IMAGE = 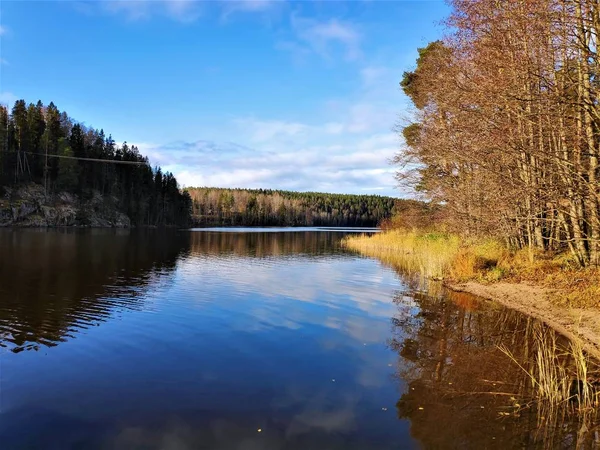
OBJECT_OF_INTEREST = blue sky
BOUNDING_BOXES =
[0,0,449,196]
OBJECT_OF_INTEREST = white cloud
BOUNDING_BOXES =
[103,0,151,21]
[83,0,279,22]
[131,54,405,195]
[322,122,344,135]
[64,2,406,195]
[0,91,18,107]
[274,40,311,65]
[221,0,278,16]
[234,103,397,146]
[0,58,8,66]
[97,0,202,22]
[133,121,399,194]
[164,0,202,22]
[280,15,362,62]
[177,167,279,188]
[0,25,7,36]
[360,66,387,87]
[234,118,309,143]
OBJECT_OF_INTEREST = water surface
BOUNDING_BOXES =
[0,228,597,449]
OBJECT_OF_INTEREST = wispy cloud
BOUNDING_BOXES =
[234,100,395,146]
[221,0,278,16]
[132,62,407,194]
[90,0,203,23]
[0,91,18,107]
[62,1,407,195]
[80,0,279,23]
[360,66,388,87]
[0,26,7,36]
[134,121,399,194]
[103,0,151,21]
[164,0,201,22]
[281,15,362,62]
[274,40,311,65]
[234,118,309,143]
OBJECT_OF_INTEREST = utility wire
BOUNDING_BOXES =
[0,149,147,166]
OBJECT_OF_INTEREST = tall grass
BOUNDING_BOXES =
[343,229,508,281]
[347,227,600,307]
[343,230,460,279]
[347,228,599,442]
[499,324,598,412]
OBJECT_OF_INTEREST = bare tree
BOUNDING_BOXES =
[398,0,600,266]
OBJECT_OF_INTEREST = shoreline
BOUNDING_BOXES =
[448,281,600,361]
[342,231,600,361]
[0,224,178,229]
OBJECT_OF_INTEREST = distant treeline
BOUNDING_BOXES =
[186,188,398,227]
[0,100,191,226]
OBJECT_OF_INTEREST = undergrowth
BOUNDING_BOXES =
[343,229,600,308]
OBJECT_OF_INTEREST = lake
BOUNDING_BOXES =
[0,228,596,449]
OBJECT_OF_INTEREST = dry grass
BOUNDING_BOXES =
[343,230,507,281]
[343,230,460,279]
[543,269,600,308]
[347,228,600,432]
[344,229,600,308]
[499,324,598,411]
[499,251,600,308]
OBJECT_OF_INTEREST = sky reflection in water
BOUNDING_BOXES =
[1,228,597,449]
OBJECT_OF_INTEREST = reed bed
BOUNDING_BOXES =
[346,229,600,418]
[342,230,507,280]
[499,324,599,420]
[344,230,459,279]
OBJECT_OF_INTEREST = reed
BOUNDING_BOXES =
[343,230,460,279]
[343,230,508,281]
[498,324,598,411]
[344,229,600,305]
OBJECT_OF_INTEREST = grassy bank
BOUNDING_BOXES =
[343,230,509,282]
[345,229,600,415]
[343,230,600,308]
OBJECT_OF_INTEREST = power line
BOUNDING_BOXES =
[0,149,148,166]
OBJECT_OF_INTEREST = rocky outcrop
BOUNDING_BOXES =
[0,184,131,228]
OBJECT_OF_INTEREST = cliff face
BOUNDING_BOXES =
[0,184,131,228]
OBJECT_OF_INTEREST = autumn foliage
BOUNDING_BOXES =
[398,0,600,267]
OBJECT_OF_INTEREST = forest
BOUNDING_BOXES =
[186,187,397,227]
[397,0,600,267]
[0,100,191,226]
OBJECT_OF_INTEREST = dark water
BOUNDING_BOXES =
[0,229,598,449]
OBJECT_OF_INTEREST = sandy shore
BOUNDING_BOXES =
[449,281,600,361]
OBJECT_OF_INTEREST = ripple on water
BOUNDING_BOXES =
[2,229,592,449]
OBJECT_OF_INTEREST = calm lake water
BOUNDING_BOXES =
[0,228,597,449]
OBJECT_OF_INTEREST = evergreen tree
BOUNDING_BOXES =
[0,99,191,227]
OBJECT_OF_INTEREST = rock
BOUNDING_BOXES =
[19,203,38,220]
[57,192,76,205]
[0,183,133,228]
[0,207,12,225]
[20,214,47,227]
[42,205,77,226]
[11,203,38,222]
[114,212,131,228]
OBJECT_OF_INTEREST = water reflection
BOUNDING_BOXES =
[392,288,600,449]
[1,229,410,450]
[0,229,189,352]
[1,229,598,449]
[189,229,350,258]
[0,229,369,353]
